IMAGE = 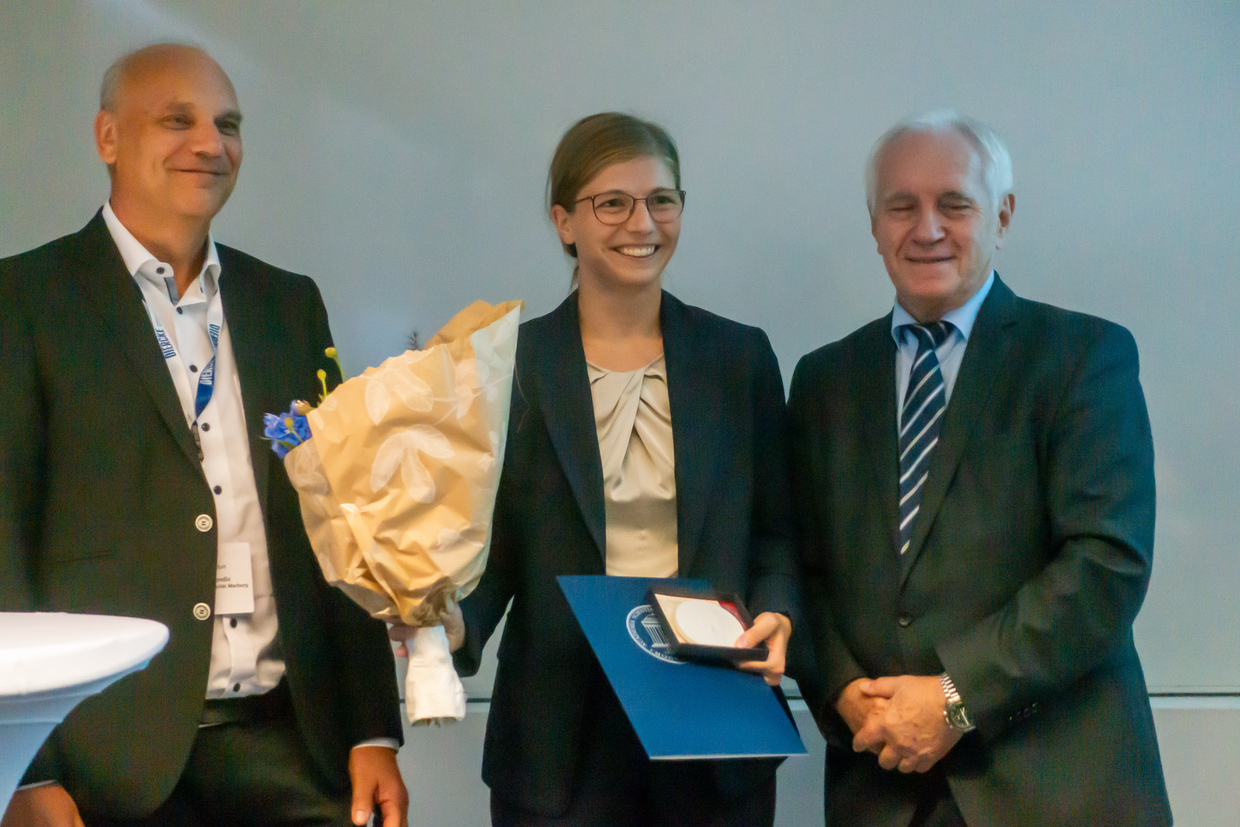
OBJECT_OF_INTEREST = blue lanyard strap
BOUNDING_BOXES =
[192,322,221,419]
[143,291,223,426]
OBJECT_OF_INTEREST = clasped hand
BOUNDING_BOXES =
[837,675,962,774]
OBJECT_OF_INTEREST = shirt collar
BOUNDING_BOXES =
[890,271,995,344]
[101,201,221,300]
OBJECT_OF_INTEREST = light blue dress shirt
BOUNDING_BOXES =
[892,272,995,422]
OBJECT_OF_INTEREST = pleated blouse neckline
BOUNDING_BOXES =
[585,355,679,577]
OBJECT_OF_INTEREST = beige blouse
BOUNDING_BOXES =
[586,355,679,578]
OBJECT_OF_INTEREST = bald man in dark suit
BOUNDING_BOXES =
[0,45,405,827]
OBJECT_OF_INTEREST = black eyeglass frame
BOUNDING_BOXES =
[572,189,687,225]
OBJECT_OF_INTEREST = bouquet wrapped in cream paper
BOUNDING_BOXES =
[267,300,521,725]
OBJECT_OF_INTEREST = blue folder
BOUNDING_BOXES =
[557,575,806,760]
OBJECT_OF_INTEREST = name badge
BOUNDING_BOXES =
[214,542,255,615]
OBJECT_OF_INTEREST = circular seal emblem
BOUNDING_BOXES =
[625,604,683,665]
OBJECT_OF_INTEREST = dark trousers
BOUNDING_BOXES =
[83,684,354,827]
[492,684,777,827]
[825,748,967,827]
[907,773,967,827]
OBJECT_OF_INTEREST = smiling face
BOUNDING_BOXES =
[95,46,242,233]
[871,128,1012,321]
[551,155,680,295]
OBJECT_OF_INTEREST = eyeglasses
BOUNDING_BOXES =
[574,188,686,225]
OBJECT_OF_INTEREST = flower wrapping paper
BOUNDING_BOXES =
[283,300,521,629]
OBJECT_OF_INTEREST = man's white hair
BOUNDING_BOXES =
[864,110,1013,215]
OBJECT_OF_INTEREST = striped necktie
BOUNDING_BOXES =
[898,321,952,555]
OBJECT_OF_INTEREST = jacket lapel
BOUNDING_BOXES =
[527,291,725,569]
[530,292,607,558]
[72,212,202,468]
[900,276,1018,582]
[660,293,724,576]
[855,316,903,558]
[216,249,271,508]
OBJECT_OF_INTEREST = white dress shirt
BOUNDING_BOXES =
[101,205,399,753]
[102,202,285,700]
[891,270,996,414]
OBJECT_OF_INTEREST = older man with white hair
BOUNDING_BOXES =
[788,112,1172,826]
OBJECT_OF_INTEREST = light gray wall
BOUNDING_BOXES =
[3,1,1237,823]
[394,698,1240,826]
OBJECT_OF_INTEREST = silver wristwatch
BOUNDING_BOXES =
[940,672,976,733]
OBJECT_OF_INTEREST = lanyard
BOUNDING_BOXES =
[137,273,225,428]
[155,315,219,419]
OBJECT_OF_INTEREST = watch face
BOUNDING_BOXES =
[947,703,973,731]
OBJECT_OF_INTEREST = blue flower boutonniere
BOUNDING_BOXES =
[262,347,346,458]
[262,402,312,459]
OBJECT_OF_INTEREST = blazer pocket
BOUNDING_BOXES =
[43,553,126,613]
[45,547,118,565]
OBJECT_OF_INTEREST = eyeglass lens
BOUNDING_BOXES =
[590,189,685,224]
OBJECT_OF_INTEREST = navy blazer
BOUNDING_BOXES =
[789,276,1171,827]
[455,290,799,816]
[0,213,403,816]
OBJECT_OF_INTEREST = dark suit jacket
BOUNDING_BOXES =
[788,276,1172,827]
[0,213,402,817]
[453,290,800,816]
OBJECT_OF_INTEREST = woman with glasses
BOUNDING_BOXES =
[448,112,798,826]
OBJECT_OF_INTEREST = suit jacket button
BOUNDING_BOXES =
[897,614,912,627]
[195,514,213,532]
[193,603,212,621]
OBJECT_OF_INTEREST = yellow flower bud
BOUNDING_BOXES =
[317,368,329,403]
